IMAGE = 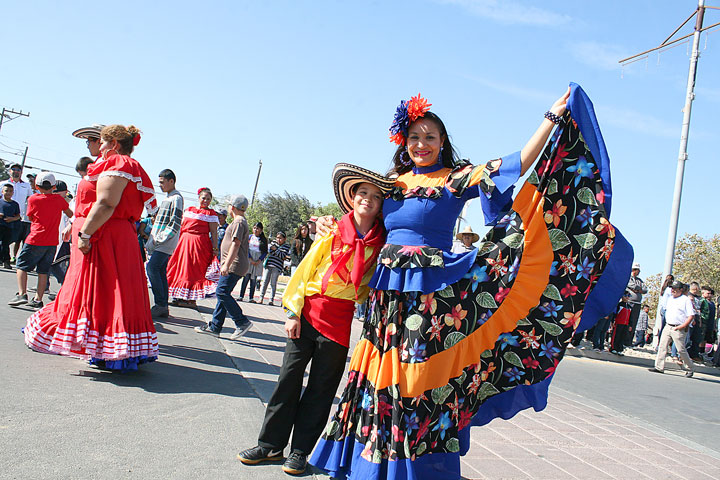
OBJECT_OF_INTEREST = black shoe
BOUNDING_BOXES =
[685,370,694,378]
[27,298,43,309]
[2,262,11,269]
[648,368,664,374]
[282,451,307,475]
[237,445,283,465]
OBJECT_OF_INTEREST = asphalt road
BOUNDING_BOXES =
[552,354,720,455]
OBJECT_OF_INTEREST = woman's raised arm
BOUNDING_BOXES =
[519,87,570,175]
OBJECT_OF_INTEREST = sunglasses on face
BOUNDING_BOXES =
[10,167,21,171]
[86,138,99,146]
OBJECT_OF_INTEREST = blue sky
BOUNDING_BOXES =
[1,0,719,279]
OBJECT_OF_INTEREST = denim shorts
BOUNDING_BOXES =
[16,244,56,274]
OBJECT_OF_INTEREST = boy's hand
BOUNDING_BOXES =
[285,316,301,339]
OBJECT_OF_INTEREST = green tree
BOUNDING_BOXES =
[642,233,720,323]
[0,160,9,181]
[246,191,314,238]
[313,202,343,219]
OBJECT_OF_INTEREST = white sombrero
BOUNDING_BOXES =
[455,225,480,243]
[72,124,106,140]
[332,163,395,215]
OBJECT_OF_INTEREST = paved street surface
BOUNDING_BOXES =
[1,267,719,480]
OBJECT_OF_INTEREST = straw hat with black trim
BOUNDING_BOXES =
[332,163,395,214]
[72,124,106,140]
[455,225,480,244]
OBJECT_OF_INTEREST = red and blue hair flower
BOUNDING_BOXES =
[389,94,432,146]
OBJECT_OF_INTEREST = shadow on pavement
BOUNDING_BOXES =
[71,359,276,398]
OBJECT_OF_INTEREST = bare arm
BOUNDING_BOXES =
[209,221,219,251]
[519,87,571,176]
[78,176,128,253]
[221,237,241,276]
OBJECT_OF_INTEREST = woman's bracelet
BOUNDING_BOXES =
[544,111,562,125]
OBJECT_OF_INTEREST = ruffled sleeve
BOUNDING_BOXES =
[446,151,521,225]
[86,154,158,215]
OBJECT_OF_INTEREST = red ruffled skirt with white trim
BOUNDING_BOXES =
[166,232,218,300]
[24,218,159,369]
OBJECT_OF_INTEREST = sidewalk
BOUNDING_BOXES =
[565,340,720,377]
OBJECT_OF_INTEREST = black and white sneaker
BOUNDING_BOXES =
[194,324,219,336]
[27,298,43,309]
[8,293,28,306]
[282,451,307,475]
[229,321,253,340]
[237,445,283,465]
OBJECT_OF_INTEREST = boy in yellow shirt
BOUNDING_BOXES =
[238,164,392,475]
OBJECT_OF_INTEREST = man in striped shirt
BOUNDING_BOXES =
[146,169,184,318]
[260,232,290,306]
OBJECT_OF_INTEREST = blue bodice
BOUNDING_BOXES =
[370,151,521,294]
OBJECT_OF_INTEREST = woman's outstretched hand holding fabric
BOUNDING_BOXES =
[519,87,571,175]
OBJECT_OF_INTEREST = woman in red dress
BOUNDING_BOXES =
[24,124,159,371]
[166,188,219,305]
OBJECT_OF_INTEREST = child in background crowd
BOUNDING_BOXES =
[259,231,290,306]
[633,304,650,347]
[238,164,391,475]
[610,292,632,355]
[0,184,21,269]
[8,172,72,309]
[48,181,73,290]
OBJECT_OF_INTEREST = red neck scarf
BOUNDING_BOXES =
[321,212,385,298]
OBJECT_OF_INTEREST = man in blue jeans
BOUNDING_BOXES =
[146,169,184,318]
[195,194,253,340]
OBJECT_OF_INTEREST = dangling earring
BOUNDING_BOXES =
[401,148,412,167]
[437,145,444,165]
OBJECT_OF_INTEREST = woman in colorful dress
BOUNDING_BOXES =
[166,187,219,306]
[309,85,634,479]
[24,124,159,372]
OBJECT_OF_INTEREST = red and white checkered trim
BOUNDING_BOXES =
[168,283,217,301]
[24,312,159,360]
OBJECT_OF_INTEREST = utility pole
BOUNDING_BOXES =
[251,159,263,208]
[0,107,30,133]
[20,146,29,171]
[619,0,718,279]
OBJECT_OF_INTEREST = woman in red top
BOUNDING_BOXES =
[24,124,159,371]
[166,188,219,305]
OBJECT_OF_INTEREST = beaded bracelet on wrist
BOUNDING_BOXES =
[544,111,562,125]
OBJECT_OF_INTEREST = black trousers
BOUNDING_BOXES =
[0,225,13,262]
[611,323,629,352]
[258,316,349,455]
[626,303,641,346]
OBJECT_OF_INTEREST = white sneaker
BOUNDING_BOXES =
[230,321,253,340]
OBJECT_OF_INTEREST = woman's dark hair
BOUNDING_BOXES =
[76,156,94,174]
[661,274,674,293]
[254,224,268,255]
[388,112,460,176]
[294,223,309,240]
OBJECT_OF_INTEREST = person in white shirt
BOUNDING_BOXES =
[650,280,696,377]
[0,163,33,260]
[451,225,480,254]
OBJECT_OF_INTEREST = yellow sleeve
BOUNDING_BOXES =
[281,233,333,317]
